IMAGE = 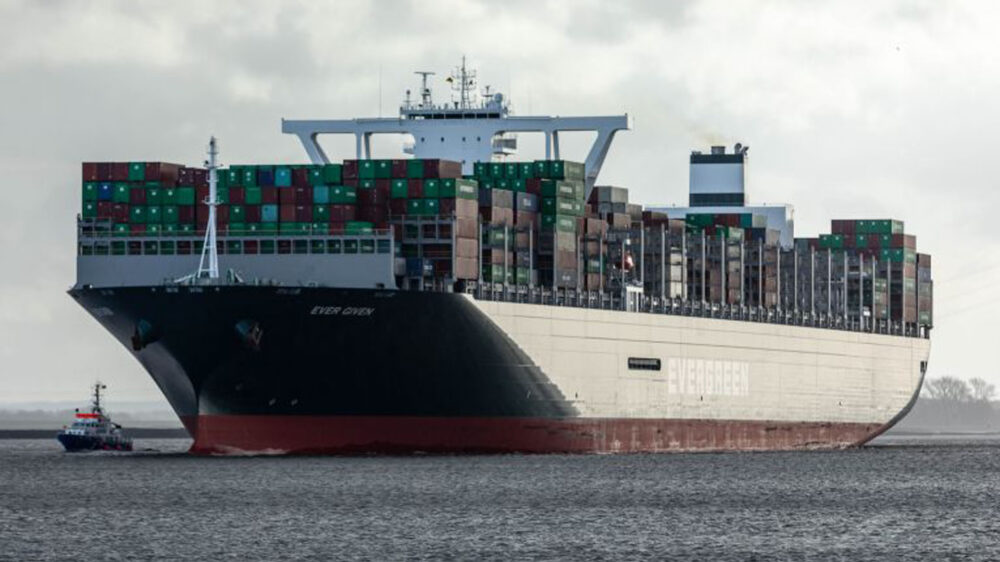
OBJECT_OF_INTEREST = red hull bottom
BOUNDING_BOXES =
[183,415,886,455]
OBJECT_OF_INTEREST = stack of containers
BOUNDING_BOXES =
[640,212,687,299]
[81,162,188,239]
[361,158,471,280]
[513,191,540,285]
[479,184,515,284]
[589,186,630,229]
[536,161,586,288]
[828,219,921,325]
[581,217,609,291]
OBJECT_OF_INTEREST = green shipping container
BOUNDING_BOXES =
[130,206,147,224]
[113,183,130,203]
[227,168,242,186]
[308,166,325,186]
[549,160,585,180]
[113,224,129,238]
[423,179,440,198]
[473,162,488,179]
[246,186,263,205]
[489,162,504,178]
[258,222,278,235]
[146,206,163,224]
[313,205,330,221]
[819,234,844,249]
[330,185,357,204]
[855,234,868,249]
[146,187,162,205]
[542,215,576,232]
[358,160,376,180]
[128,162,145,181]
[504,162,518,179]
[230,205,245,223]
[162,205,179,224]
[345,221,374,234]
[374,160,392,179]
[455,179,478,200]
[176,187,196,206]
[359,179,376,190]
[82,201,97,218]
[407,159,424,179]
[391,179,408,199]
[82,182,98,202]
[406,199,422,215]
[423,199,439,216]
[533,160,550,178]
[322,164,343,184]
[162,188,178,205]
[146,224,162,235]
[241,168,257,187]
[518,162,534,179]
[511,178,527,193]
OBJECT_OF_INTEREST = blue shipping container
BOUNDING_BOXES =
[261,204,279,223]
[97,182,113,201]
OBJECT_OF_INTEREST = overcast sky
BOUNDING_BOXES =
[1,0,998,404]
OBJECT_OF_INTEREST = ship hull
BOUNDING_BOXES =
[69,285,929,455]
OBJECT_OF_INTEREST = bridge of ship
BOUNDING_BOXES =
[281,115,631,197]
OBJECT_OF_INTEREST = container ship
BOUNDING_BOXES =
[71,61,932,454]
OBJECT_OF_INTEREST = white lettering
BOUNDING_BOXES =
[663,357,750,397]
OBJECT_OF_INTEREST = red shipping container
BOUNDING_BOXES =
[391,159,408,178]
[279,188,296,205]
[178,205,195,224]
[422,159,462,179]
[328,222,345,235]
[229,187,245,204]
[292,168,309,187]
[110,163,129,181]
[145,162,180,184]
[111,203,129,221]
[389,199,407,216]
[358,188,386,207]
[82,163,99,182]
[294,186,311,204]
[374,220,389,231]
[375,178,391,193]
[130,225,145,235]
[343,178,358,188]
[294,205,313,222]
[245,205,261,223]
[343,160,358,180]
[97,201,113,219]
[330,204,356,222]
[408,179,424,198]
[96,163,112,181]
[216,204,230,224]
[197,185,210,202]
[279,204,296,222]
[244,240,259,254]
[358,206,386,223]
[193,169,208,187]
[196,204,208,224]
[261,186,278,204]
[177,167,195,185]
[526,178,542,196]
[390,223,403,240]
[439,199,455,217]
[129,188,147,205]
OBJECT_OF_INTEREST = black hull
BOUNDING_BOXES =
[57,433,132,452]
[70,286,573,422]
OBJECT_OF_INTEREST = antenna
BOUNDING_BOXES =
[449,55,477,109]
[414,71,435,108]
[196,137,220,280]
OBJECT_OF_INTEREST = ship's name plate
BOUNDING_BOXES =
[665,358,750,397]
[310,306,375,317]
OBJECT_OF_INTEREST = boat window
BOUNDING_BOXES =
[628,358,661,371]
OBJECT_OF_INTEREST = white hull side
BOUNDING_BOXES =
[471,297,930,426]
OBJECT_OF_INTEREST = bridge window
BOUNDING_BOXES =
[440,137,444,142]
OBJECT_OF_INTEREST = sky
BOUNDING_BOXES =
[1,0,998,405]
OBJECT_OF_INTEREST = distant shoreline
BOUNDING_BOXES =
[0,428,189,439]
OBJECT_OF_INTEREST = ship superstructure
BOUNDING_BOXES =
[70,62,931,454]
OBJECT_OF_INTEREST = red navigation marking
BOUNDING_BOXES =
[75,413,100,418]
